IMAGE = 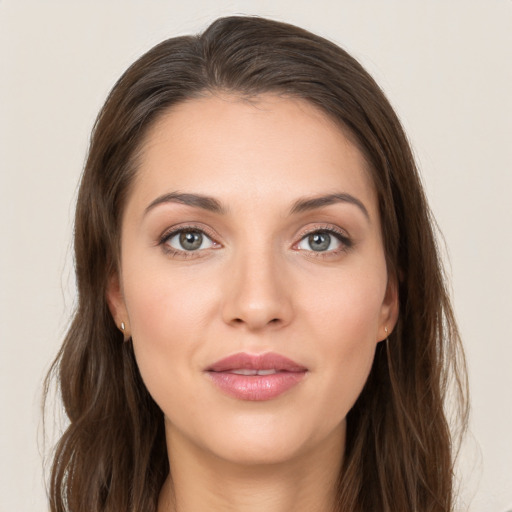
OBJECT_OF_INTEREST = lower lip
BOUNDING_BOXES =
[206,371,306,401]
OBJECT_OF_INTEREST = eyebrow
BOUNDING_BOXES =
[144,191,369,220]
[144,192,227,216]
[289,193,370,220]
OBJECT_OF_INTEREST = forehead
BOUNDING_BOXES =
[129,93,377,216]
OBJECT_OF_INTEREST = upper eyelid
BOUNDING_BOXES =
[295,224,350,240]
[159,223,220,244]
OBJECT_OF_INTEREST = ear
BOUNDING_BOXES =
[106,272,130,339]
[378,273,399,342]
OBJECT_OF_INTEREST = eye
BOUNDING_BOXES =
[163,228,216,252]
[296,229,350,253]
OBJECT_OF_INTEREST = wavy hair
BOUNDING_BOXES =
[44,15,468,512]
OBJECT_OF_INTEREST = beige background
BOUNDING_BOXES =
[1,1,511,511]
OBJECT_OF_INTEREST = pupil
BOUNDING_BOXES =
[309,233,330,251]
[179,231,202,250]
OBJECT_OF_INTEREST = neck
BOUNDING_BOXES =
[158,422,345,512]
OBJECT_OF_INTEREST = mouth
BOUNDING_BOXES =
[205,352,308,401]
[228,369,281,375]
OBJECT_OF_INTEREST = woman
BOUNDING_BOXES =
[45,15,468,512]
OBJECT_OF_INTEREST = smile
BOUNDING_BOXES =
[205,352,308,401]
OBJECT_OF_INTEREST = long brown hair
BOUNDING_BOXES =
[44,15,468,512]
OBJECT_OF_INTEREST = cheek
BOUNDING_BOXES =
[307,265,386,344]
[302,266,386,409]
[124,250,223,336]
[127,273,211,337]
[122,265,217,406]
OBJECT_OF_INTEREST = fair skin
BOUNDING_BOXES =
[107,93,398,512]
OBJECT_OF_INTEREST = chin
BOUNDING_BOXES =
[208,435,310,467]
[192,412,344,468]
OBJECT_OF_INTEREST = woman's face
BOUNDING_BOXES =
[108,94,397,465]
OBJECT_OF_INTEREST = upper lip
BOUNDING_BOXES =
[206,352,307,372]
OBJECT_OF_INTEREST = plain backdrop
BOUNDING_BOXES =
[1,1,511,511]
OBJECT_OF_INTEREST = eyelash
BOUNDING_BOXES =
[158,224,353,258]
[294,225,353,258]
[158,224,220,258]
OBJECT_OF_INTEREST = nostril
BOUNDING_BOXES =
[229,317,282,328]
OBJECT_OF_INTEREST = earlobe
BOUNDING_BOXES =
[106,272,130,340]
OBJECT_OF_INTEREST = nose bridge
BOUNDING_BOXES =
[222,238,292,330]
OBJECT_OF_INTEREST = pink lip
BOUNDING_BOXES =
[205,352,308,401]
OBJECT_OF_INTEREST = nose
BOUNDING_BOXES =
[221,247,293,331]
